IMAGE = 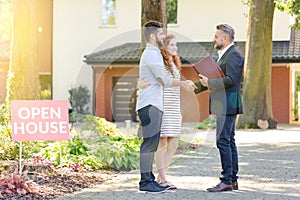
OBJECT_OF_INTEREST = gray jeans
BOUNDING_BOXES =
[138,105,162,182]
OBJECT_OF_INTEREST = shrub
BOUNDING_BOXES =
[0,172,37,196]
[197,115,216,130]
[39,115,141,171]
[81,114,121,137]
[68,85,90,115]
[0,103,37,160]
[94,135,141,170]
[40,89,51,100]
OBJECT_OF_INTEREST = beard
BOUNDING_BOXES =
[156,35,163,47]
[214,42,224,50]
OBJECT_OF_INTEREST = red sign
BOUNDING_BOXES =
[11,100,70,141]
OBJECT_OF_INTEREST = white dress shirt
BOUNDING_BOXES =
[217,42,234,62]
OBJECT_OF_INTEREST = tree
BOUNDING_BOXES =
[141,0,167,49]
[6,0,40,101]
[238,0,275,128]
[238,0,300,128]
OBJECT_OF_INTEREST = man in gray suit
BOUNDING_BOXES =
[196,24,244,192]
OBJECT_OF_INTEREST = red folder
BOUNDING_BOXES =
[192,55,225,78]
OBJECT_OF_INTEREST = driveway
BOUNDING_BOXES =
[56,124,300,200]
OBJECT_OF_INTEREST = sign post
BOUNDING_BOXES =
[11,100,70,174]
[19,142,22,175]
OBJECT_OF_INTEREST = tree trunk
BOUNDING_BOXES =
[6,0,40,101]
[237,0,276,128]
[140,0,167,50]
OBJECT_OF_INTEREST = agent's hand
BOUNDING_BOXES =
[138,80,151,89]
[199,74,208,87]
[184,80,197,92]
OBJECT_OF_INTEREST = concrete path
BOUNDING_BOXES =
[56,124,300,200]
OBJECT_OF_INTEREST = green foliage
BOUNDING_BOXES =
[0,103,37,160]
[68,85,91,123]
[0,103,10,125]
[67,136,89,156]
[275,0,300,30]
[38,115,141,171]
[177,139,193,152]
[242,123,258,129]
[95,135,141,170]
[40,89,51,100]
[0,124,37,160]
[40,74,52,100]
[81,115,141,170]
[5,71,15,102]
[0,99,140,171]
[293,71,300,120]
[81,114,120,136]
[197,115,216,130]
[167,0,178,24]
[37,138,104,170]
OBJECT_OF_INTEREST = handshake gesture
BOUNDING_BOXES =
[182,80,197,92]
[138,79,197,92]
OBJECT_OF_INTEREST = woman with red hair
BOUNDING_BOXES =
[155,34,182,189]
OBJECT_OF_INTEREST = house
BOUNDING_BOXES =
[1,0,299,124]
[83,39,300,124]
[53,0,298,124]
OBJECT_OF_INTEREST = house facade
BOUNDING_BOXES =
[83,40,300,124]
[51,0,299,124]
[1,1,297,123]
[52,0,290,98]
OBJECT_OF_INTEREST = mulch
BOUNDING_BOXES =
[0,167,117,200]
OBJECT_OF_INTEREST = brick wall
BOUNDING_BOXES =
[94,65,292,124]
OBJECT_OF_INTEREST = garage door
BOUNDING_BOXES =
[112,77,139,122]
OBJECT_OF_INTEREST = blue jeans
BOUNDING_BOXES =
[138,105,162,183]
[216,114,239,185]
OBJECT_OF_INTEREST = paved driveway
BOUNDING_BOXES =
[56,124,300,200]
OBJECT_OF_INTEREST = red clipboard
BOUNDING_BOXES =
[192,55,225,78]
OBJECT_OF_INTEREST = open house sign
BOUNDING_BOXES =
[11,100,70,141]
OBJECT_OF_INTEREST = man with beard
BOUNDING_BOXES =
[136,21,196,193]
[195,24,244,192]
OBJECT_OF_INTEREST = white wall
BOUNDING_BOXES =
[53,0,291,108]
[53,0,142,109]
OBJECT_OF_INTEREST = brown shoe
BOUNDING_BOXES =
[232,181,238,190]
[207,182,233,192]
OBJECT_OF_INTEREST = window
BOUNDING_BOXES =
[40,74,52,100]
[167,0,178,24]
[102,0,116,25]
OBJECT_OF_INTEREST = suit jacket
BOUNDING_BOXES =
[195,45,244,115]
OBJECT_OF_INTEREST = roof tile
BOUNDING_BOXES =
[84,41,300,65]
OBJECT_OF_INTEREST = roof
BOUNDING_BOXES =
[83,41,300,65]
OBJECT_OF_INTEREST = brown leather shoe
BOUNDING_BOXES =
[207,182,233,192]
[232,181,238,190]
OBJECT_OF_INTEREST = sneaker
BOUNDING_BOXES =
[139,181,166,194]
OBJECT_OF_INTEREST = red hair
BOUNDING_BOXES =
[161,34,181,77]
